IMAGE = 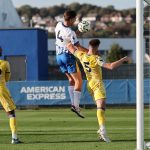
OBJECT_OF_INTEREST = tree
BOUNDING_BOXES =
[67,2,81,11]
[106,44,125,62]
[39,8,49,18]
[48,5,66,17]
[17,5,33,19]
[130,23,136,37]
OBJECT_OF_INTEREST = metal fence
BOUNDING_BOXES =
[48,63,150,80]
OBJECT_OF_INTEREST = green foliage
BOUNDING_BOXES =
[16,3,137,38]
[130,24,136,37]
[106,44,125,62]
[17,5,33,19]
[39,8,49,18]
[48,32,55,38]
[67,2,81,11]
[98,30,113,37]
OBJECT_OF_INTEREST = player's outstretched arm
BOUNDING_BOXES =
[67,43,77,54]
[103,56,130,70]
[75,43,88,53]
[67,42,88,54]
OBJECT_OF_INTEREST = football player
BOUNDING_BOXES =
[0,47,22,144]
[55,10,87,118]
[67,39,129,142]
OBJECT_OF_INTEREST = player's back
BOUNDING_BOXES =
[82,54,103,81]
[74,50,103,81]
[55,22,78,55]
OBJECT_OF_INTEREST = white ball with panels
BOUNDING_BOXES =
[78,20,91,33]
[145,142,150,149]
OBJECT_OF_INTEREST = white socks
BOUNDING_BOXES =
[68,86,81,109]
[68,86,74,105]
[73,90,81,109]
[12,133,17,139]
[100,125,106,135]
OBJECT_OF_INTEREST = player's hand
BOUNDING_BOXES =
[122,56,131,62]
[76,29,82,36]
[66,42,72,48]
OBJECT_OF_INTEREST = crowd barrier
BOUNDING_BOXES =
[6,79,150,106]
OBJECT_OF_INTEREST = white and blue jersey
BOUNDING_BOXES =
[55,22,79,73]
[55,22,79,55]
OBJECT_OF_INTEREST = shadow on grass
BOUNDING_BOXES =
[24,139,99,144]
[1,138,143,145]
[20,139,138,144]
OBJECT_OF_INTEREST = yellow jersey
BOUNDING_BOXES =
[74,50,106,100]
[0,60,11,85]
[0,60,16,112]
[74,50,104,81]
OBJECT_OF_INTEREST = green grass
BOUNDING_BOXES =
[0,108,149,150]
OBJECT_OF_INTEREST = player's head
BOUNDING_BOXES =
[63,10,76,26]
[89,39,100,54]
[0,47,2,57]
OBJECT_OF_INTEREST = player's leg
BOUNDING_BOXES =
[66,72,84,118]
[56,54,75,106]
[65,73,75,106]
[96,99,110,143]
[70,70,82,109]
[0,88,22,144]
[96,99,106,133]
[7,110,22,144]
[65,54,84,118]
[92,82,110,142]
[70,71,84,118]
[7,110,17,140]
[88,83,106,134]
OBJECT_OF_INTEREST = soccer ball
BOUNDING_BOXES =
[78,20,91,33]
[145,142,150,149]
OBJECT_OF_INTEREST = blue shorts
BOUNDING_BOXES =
[56,53,78,74]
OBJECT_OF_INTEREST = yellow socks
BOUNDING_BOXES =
[97,108,105,126]
[9,115,17,139]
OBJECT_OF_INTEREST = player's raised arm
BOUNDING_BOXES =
[75,43,88,53]
[67,42,77,54]
[67,42,88,54]
[103,56,130,70]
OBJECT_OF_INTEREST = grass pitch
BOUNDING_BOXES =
[0,108,149,150]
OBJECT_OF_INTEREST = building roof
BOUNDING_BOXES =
[0,0,23,28]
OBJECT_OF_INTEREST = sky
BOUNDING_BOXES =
[11,0,136,10]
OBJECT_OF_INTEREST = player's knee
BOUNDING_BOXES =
[74,82,82,91]
[8,114,16,118]
[97,107,106,111]
[7,110,15,117]
[96,99,105,108]
[68,78,75,85]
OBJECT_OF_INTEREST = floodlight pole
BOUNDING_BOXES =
[136,0,144,150]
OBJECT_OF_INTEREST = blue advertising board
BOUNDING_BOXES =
[7,79,150,106]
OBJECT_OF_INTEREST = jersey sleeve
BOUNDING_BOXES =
[5,61,11,82]
[97,56,105,67]
[70,31,79,45]
[74,50,84,60]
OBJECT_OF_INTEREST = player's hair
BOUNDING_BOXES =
[89,39,101,48]
[64,10,76,21]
